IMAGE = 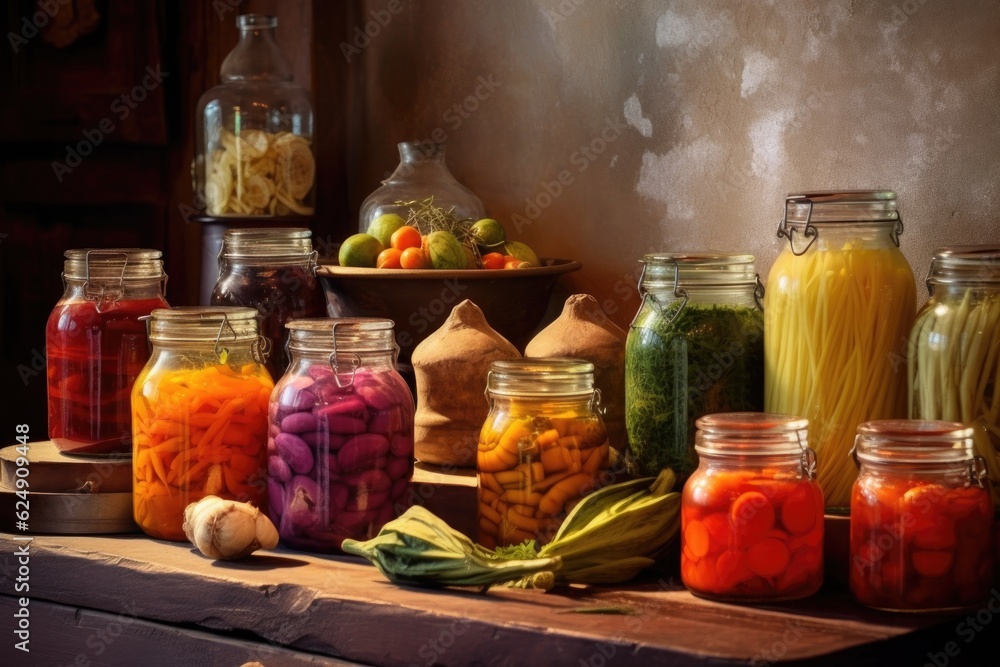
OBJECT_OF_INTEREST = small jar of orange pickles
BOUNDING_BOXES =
[681,413,824,602]
[850,420,994,612]
[477,359,611,549]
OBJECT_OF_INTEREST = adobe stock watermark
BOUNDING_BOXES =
[7,0,73,53]
[51,65,170,182]
[924,588,1000,667]
[888,0,934,28]
[212,0,247,20]
[510,116,627,234]
[544,0,587,29]
[383,73,503,180]
[340,0,406,63]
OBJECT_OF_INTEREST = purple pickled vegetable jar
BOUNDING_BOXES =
[268,318,415,552]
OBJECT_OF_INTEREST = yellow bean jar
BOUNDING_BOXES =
[764,191,916,509]
[477,359,611,548]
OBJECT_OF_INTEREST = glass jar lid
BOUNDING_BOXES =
[853,419,975,466]
[639,253,758,290]
[148,306,260,343]
[63,248,164,282]
[487,358,595,398]
[779,191,903,255]
[926,245,1000,290]
[695,412,810,458]
[286,318,396,354]
[219,228,316,263]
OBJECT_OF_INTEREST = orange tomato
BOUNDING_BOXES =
[376,247,402,269]
[504,260,531,269]
[391,225,422,251]
[400,246,429,269]
[481,252,506,270]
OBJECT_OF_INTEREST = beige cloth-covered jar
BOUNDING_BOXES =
[412,300,519,467]
[525,294,627,453]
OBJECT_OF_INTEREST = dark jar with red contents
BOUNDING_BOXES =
[681,413,824,602]
[211,227,326,379]
[850,420,994,612]
[46,249,169,455]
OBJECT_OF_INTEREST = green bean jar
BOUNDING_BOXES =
[625,253,765,480]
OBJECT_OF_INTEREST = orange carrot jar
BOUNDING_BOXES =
[681,413,824,602]
[850,420,994,611]
[477,359,611,549]
[131,307,274,541]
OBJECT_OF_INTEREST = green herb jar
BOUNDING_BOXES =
[625,253,764,480]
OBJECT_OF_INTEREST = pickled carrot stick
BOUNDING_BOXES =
[538,473,591,515]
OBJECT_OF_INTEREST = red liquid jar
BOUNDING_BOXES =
[46,249,168,455]
[211,227,326,379]
[850,420,994,611]
[681,413,824,602]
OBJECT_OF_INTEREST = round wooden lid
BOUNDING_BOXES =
[0,441,132,493]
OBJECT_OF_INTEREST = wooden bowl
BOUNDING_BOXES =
[317,258,582,365]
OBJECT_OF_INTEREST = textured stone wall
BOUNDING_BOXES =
[351,0,1000,328]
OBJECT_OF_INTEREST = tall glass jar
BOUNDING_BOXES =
[909,245,1000,505]
[765,191,917,510]
[195,14,315,217]
[268,318,414,552]
[131,307,273,541]
[850,420,993,612]
[358,141,484,233]
[46,249,169,456]
[477,358,611,549]
[625,253,764,482]
[681,413,824,602]
[211,227,326,379]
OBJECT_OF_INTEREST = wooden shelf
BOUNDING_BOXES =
[0,531,993,666]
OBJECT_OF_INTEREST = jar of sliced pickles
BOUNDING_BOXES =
[909,246,1000,506]
[681,413,824,602]
[194,14,315,217]
[211,227,327,379]
[268,318,414,552]
[46,249,169,455]
[131,307,273,541]
[765,191,917,509]
[625,253,765,481]
[850,420,994,611]
[477,359,610,549]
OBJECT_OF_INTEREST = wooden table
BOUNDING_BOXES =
[0,529,995,667]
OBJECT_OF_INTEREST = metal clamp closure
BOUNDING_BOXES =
[890,215,904,248]
[328,321,360,388]
[213,312,237,364]
[800,446,818,480]
[753,274,765,311]
[663,261,689,326]
[84,250,128,310]
[971,455,989,488]
[777,197,818,256]
[252,335,272,365]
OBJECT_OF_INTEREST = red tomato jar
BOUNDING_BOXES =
[46,249,168,455]
[850,420,994,612]
[681,413,824,602]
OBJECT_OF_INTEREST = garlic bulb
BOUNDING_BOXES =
[182,496,279,560]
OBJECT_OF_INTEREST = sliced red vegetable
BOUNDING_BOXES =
[730,491,774,543]
[746,538,789,578]
[780,483,818,536]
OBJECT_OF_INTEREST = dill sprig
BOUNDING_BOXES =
[396,196,483,266]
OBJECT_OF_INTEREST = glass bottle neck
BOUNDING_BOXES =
[384,142,457,185]
[221,15,292,82]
